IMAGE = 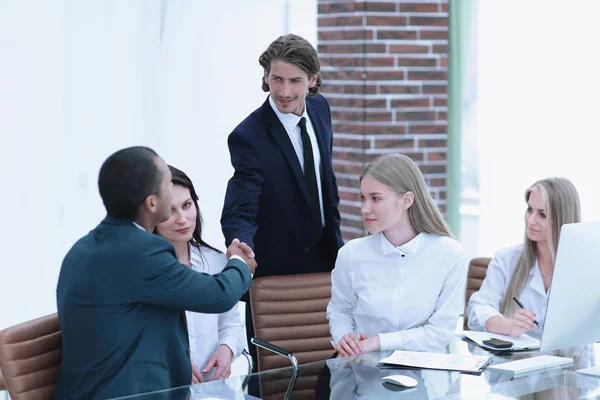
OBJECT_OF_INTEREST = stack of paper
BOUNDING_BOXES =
[379,350,491,373]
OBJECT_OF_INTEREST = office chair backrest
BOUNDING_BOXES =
[0,314,61,400]
[0,367,5,391]
[464,257,492,330]
[250,272,333,372]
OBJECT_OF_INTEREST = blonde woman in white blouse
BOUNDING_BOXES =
[327,154,467,357]
[467,178,581,336]
[156,165,246,382]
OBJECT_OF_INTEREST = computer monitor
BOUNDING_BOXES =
[540,221,600,352]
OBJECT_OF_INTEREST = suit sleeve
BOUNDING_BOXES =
[131,237,252,313]
[323,96,344,249]
[220,129,263,250]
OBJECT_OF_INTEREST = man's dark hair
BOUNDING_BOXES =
[259,34,322,96]
[98,146,162,220]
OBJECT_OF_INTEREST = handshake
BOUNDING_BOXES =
[226,238,257,275]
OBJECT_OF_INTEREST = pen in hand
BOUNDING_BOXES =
[512,296,541,328]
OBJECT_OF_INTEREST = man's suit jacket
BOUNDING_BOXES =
[221,94,344,279]
[54,215,252,400]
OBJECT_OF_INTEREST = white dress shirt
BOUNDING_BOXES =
[268,95,325,226]
[327,232,467,351]
[185,245,245,370]
[466,244,547,333]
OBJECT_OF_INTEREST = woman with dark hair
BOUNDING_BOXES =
[156,165,246,383]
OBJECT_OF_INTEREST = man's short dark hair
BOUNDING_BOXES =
[98,146,162,220]
[259,34,322,96]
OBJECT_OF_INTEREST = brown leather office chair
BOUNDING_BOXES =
[464,257,492,330]
[0,368,6,391]
[0,314,61,400]
[250,272,333,373]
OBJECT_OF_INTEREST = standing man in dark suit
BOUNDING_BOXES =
[220,34,344,365]
[55,146,255,400]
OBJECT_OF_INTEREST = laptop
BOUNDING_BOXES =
[539,221,600,351]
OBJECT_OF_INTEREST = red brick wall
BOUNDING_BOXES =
[317,0,449,241]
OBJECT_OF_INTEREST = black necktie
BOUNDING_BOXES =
[298,117,323,243]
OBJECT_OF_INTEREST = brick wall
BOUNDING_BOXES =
[317,0,449,241]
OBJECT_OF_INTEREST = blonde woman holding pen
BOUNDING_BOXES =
[467,178,581,336]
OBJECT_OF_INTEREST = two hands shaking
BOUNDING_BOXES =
[226,238,257,276]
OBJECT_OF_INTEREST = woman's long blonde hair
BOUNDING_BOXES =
[360,153,454,238]
[500,177,581,315]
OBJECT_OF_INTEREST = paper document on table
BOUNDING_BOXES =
[378,350,491,373]
[462,331,540,351]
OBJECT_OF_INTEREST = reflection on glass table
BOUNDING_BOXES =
[108,337,600,400]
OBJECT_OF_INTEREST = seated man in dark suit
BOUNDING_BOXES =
[54,146,255,400]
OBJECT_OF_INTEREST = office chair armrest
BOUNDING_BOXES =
[241,348,253,375]
[251,338,298,369]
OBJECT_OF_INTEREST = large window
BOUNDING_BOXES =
[460,0,600,260]
[0,0,315,331]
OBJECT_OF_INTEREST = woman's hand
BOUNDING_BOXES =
[191,363,204,384]
[202,344,234,381]
[358,334,380,353]
[504,309,537,336]
[335,333,363,357]
[486,310,536,337]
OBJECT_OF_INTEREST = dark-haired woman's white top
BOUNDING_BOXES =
[466,244,547,333]
[327,232,467,351]
[185,245,245,371]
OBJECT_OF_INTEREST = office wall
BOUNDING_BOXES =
[317,0,451,241]
[0,0,316,330]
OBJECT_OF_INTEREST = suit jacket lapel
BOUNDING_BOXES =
[262,98,311,205]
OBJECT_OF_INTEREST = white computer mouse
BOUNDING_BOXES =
[381,374,418,388]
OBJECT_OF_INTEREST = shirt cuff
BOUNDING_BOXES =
[477,308,503,331]
[228,255,252,278]
[229,255,245,263]
[218,341,237,359]
[377,332,403,351]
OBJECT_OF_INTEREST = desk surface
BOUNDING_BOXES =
[111,336,600,399]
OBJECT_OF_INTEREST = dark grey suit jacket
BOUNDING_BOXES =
[54,215,251,399]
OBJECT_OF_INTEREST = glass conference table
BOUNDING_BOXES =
[109,336,600,399]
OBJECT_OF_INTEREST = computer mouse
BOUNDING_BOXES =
[381,374,418,387]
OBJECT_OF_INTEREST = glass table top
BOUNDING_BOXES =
[108,336,600,399]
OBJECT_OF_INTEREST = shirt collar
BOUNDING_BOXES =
[132,221,145,231]
[529,259,548,297]
[268,95,308,131]
[379,232,425,256]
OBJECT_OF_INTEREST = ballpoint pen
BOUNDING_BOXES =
[512,296,541,328]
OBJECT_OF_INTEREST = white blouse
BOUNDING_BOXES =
[327,232,467,351]
[467,244,547,333]
[185,245,245,370]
